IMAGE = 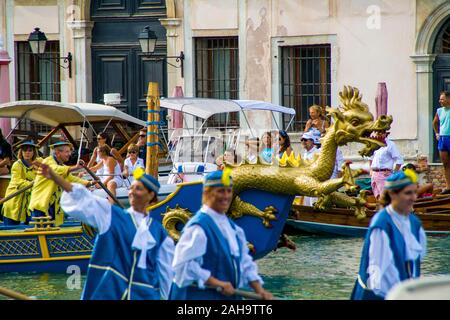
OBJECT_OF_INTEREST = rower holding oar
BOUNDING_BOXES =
[35,163,174,300]
[351,169,427,300]
[1,141,42,225]
[170,169,273,300]
[28,141,94,226]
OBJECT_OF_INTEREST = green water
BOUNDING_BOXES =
[1,235,449,300]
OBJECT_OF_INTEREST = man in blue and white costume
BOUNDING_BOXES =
[36,163,174,300]
[351,169,427,300]
[170,169,273,300]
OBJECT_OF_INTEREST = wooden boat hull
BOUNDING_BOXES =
[288,205,450,237]
[0,225,94,273]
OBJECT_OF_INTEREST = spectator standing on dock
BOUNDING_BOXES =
[369,130,404,199]
[433,91,450,194]
[170,170,273,300]
[351,169,427,300]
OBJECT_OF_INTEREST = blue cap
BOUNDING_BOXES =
[49,141,73,149]
[133,167,160,194]
[16,140,38,150]
[384,169,418,190]
[203,169,233,188]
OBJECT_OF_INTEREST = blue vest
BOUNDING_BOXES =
[169,211,243,300]
[351,208,422,300]
[82,205,168,300]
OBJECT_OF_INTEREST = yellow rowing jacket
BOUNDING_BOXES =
[28,155,89,226]
[1,158,42,223]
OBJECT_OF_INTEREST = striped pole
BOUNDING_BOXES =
[146,82,160,178]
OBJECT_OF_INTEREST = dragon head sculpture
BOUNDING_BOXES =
[326,86,393,157]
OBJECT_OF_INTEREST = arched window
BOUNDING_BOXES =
[434,18,450,54]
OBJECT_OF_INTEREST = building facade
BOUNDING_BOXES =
[1,0,450,169]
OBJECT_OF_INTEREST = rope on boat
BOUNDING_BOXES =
[0,286,36,300]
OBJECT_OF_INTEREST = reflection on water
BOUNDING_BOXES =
[0,235,449,300]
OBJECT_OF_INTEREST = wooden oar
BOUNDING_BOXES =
[0,183,33,206]
[81,164,124,209]
[0,286,35,300]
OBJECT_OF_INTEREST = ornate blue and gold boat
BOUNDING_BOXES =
[0,217,94,273]
[149,181,295,260]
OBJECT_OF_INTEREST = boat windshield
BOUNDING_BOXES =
[172,130,243,164]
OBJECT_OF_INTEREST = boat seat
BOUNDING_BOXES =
[177,164,205,174]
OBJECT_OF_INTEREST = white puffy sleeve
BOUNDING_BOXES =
[389,142,404,165]
[419,227,427,261]
[172,225,211,289]
[157,236,175,300]
[60,183,112,234]
[367,228,401,297]
[236,226,263,287]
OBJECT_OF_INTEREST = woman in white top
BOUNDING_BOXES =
[123,144,145,186]
[87,132,123,171]
[90,145,123,203]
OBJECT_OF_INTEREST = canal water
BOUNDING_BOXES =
[0,235,449,300]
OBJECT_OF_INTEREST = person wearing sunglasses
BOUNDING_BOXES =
[351,169,427,300]
[278,130,292,157]
[90,145,124,204]
[136,127,148,166]
[123,143,145,186]
[87,132,123,173]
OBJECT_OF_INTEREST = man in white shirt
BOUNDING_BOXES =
[369,131,404,199]
[169,170,273,300]
[301,132,321,206]
[301,131,320,161]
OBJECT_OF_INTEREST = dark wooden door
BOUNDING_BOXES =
[433,55,450,161]
[92,47,166,119]
[91,0,167,121]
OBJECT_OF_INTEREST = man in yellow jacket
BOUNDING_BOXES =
[28,141,94,226]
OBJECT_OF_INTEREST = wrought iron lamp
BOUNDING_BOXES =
[138,26,185,78]
[28,27,73,78]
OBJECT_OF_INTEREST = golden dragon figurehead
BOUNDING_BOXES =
[326,86,393,157]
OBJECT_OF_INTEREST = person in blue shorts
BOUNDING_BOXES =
[433,91,450,194]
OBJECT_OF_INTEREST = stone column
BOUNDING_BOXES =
[67,20,94,102]
[160,18,182,132]
[411,54,436,161]
[160,18,183,93]
[0,35,12,141]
